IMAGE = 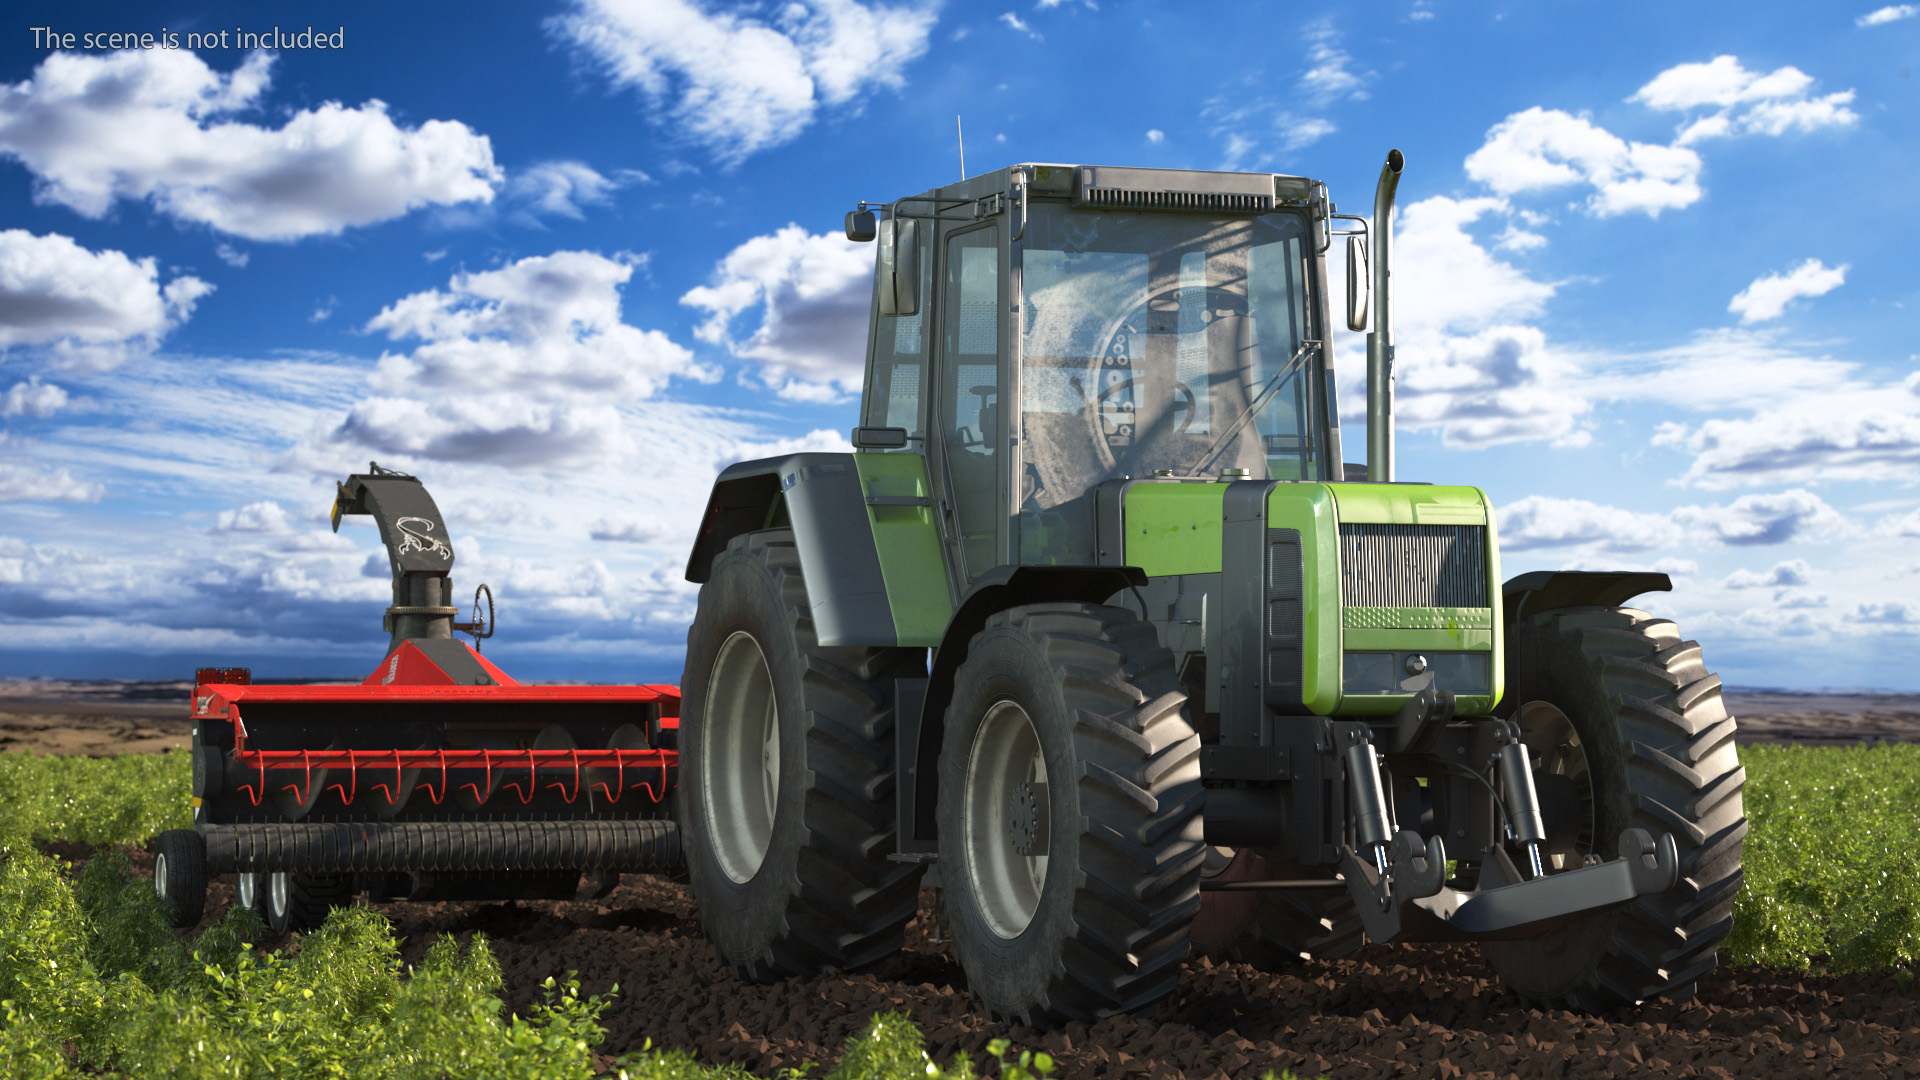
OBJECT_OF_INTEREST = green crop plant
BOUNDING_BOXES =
[1727,743,1920,974]
[0,750,191,847]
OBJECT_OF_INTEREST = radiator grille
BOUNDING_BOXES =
[1339,524,1488,609]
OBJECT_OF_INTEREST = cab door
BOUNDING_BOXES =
[931,222,1006,586]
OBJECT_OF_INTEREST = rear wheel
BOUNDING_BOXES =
[1485,605,1747,1009]
[681,529,926,979]
[938,603,1204,1025]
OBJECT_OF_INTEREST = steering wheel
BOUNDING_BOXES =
[1085,284,1248,467]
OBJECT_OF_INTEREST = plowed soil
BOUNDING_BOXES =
[21,685,1920,1079]
[52,845,1919,1080]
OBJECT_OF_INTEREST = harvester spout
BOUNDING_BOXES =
[1366,148,1404,484]
[330,462,459,654]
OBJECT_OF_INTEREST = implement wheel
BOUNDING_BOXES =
[154,829,207,928]
[938,603,1204,1025]
[264,873,355,937]
[681,529,926,979]
[1486,605,1748,1009]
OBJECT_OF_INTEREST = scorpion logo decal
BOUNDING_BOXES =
[394,516,452,560]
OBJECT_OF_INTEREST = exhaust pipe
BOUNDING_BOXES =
[1365,149,1405,483]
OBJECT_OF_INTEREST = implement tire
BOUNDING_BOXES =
[1485,605,1748,1010]
[938,603,1204,1025]
[265,872,354,936]
[681,529,926,980]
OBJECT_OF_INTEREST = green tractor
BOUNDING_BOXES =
[678,153,1746,1023]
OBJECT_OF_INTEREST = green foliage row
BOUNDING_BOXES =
[0,749,192,847]
[1725,742,1920,973]
[0,827,1136,1079]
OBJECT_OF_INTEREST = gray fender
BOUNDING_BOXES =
[1502,570,1672,626]
[899,564,1147,854]
[684,453,897,647]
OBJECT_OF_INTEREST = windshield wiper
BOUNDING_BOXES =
[1183,339,1322,477]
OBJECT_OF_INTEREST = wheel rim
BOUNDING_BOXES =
[154,852,170,899]
[270,872,290,919]
[237,872,256,909]
[963,699,1049,940]
[703,630,781,884]
[1515,701,1594,872]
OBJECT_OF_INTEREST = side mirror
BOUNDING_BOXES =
[1345,234,1370,332]
[851,426,910,449]
[845,209,876,242]
[877,217,919,317]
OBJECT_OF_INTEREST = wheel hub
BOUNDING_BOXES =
[1008,783,1039,856]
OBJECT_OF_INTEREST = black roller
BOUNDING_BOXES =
[200,819,681,875]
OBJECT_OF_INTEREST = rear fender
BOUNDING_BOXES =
[1502,570,1672,626]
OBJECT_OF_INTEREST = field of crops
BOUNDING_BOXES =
[2,743,1916,1078]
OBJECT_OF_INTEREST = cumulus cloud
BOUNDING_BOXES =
[1728,258,1848,323]
[0,462,104,502]
[0,49,500,241]
[505,160,642,222]
[213,500,292,533]
[588,515,667,543]
[1724,559,1812,588]
[1380,196,1588,447]
[0,230,210,367]
[1632,56,1859,145]
[1859,5,1918,25]
[681,225,872,401]
[1464,107,1703,218]
[336,251,716,464]
[1497,496,1684,552]
[548,0,937,165]
[1656,395,1920,489]
[2,378,68,418]
[1671,489,1846,545]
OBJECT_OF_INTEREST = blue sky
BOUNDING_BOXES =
[0,1,1915,688]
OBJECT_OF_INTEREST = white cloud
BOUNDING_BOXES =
[548,0,936,165]
[1631,56,1858,146]
[1299,20,1369,104]
[1672,489,1846,545]
[1728,258,1848,323]
[1859,5,1918,25]
[1879,508,1920,538]
[337,251,717,464]
[0,462,104,503]
[1497,496,1685,552]
[0,50,500,241]
[505,160,639,222]
[1000,12,1041,38]
[310,297,337,324]
[1145,129,1165,144]
[1464,107,1703,218]
[1724,559,1812,589]
[1654,365,1920,489]
[2,378,68,418]
[589,515,667,543]
[681,225,872,401]
[0,230,210,367]
[213,500,292,533]
[214,244,249,268]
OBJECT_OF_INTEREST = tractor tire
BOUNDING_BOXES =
[1484,605,1747,1010]
[937,603,1205,1025]
[264,872,355,937]
[680,529,926,980]
[154,829,207,928]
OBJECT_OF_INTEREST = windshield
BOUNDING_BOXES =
[1016,204,1322,564]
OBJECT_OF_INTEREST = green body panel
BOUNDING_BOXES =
[1264,485,1345,715]
[856,453,953,646]
[1121,483,1227,576]
[1326,483,1503,715]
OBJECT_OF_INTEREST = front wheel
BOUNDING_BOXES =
[938,603,1204,1025]
[1485,604,1747,1010]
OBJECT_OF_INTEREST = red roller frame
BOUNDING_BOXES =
[193,643,680,811]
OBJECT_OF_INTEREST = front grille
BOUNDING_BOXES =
[1339,524,1488,608]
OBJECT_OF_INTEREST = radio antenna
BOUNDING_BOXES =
[956,115,966,179]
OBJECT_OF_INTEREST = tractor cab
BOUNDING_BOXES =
[850,164,1341,583]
